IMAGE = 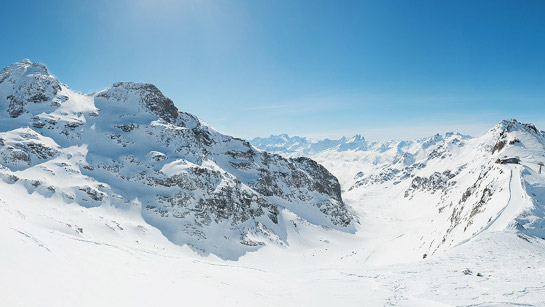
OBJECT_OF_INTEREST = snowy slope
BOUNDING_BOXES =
[0,59,355,259]
[345,120,545,260]
[2,59,545,306]
[253,120,545,262]
[2,175,545,306]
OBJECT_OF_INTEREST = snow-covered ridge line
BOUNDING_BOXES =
[251,131,472,188]
[251,133,368,156]
[255,119,545,260]
[0,59,355,259]
[251,131,472,157]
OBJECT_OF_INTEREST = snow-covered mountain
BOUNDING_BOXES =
[252,120,545,260]
[252,132,471,188]
[345,120,545,259]
[3,59,545,306]
[0,59,355,259]
[251,133,368,156]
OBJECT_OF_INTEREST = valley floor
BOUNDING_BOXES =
[2,177,544,306]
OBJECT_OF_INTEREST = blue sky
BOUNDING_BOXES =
[2,0,545,140]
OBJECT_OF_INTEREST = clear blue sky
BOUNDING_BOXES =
[2,0,545,140]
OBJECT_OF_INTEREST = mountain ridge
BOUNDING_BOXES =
[253,119,545,259]
[0,59,355,259]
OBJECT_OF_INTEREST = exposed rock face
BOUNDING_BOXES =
[96,82,179,124]
[404,169,460,199]
[0,60,62,118]
[0,59,355,259]
[492,120,541,154]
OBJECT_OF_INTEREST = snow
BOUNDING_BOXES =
[0,59,356,260]
[2,177,545,306]
[1,59,545,306]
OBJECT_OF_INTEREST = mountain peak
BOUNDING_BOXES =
[490,119,541,138]
[0,61,355,259]
[350,134,365,141]
[0,60,61,118]
[0,60,180,123]
[489,119,543,154]
[1,59,50,76]
[505,119,539,134]
[95,81,179,123]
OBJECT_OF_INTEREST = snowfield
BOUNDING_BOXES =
[2,176,545,306]
[1,59,545,306]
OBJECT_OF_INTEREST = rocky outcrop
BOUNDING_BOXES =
[0,59,62,118]
[96,82,179,123]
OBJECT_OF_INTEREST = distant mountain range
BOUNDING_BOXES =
[251,134,368,156]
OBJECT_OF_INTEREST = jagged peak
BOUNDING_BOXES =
[0,60,180,123]
[420,130,468,143]
[0,60,64,118]
[96,81,179,123]
[111,81,157,90]
[352,133,364,139]
[0,59,50,77]
[444,131,468,138]
[349,134,365,143]
[488,119,543,154]
[506,119,539,134]
[490,119,540,137]
[260,133,366,144]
